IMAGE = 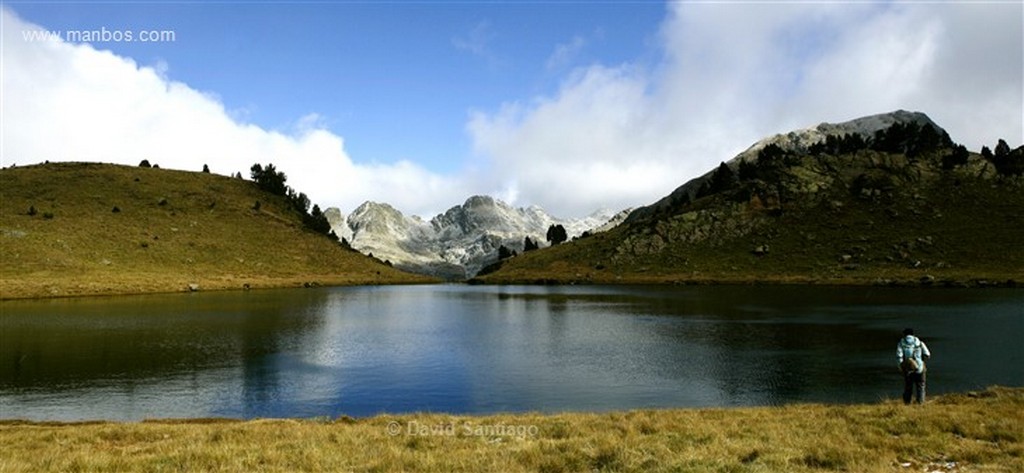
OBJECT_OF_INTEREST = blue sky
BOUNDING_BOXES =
[11,2,665,173]
[3,1,1021,218]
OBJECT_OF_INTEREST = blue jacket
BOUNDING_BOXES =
[897,335,931,374]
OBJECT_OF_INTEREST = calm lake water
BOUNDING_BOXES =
[1,285,1021,421]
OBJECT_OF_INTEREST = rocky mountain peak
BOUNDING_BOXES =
[326,196,630,279]
[629,111,949,223]
[732,110,944,165]
[464,195,498,208]
[346,201,417,237]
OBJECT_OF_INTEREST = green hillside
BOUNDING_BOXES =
[0,162,433,299]
[478,125,1024,287]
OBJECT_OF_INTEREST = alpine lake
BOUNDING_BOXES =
[1,284,1021,421]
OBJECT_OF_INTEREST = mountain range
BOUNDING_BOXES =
[5,109,1019,298]
[328,110,975,282]
[325,197,630,279]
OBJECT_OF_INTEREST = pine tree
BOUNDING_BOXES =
[524,236,539,252]
[546,224,568,245]
[995,139,1011,158]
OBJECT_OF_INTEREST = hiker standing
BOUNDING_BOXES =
[897,328,931,404]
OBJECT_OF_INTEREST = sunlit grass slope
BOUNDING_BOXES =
[0,387,1020,472]
[0,162,433,299]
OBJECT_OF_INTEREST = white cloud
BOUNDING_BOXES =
[469,2,1023,217]
[1,8,469,218]
[3,4,1021,220]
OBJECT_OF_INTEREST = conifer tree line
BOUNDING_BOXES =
[699,121,1022,201]
[249,163,336,240]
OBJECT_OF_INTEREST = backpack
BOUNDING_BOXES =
[900,338,921,374]
[900,356,920,374]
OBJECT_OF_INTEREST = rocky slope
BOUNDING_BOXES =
[477,110,1024,286]
[629,110,943,222]
[326,196,626,279]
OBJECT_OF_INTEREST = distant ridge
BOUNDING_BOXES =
[327,196,627,280]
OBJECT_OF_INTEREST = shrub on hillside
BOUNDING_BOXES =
[303,204,333,236]
[524,236,539,252]
[546,224,568,245]
[250,164,289,197]
[498,245,516,260]
[809,133,868,156]
[942,144,970,170]
[697,162,738,199]
[988,139,1024,176]
[870,122,952,157]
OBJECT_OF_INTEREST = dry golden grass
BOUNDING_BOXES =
[0,163,434,299]
[1,387,1020,472]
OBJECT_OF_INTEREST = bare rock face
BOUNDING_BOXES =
[325,197,630,279]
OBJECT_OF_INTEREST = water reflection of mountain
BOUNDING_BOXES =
[1,286,1021,421]
[1,289,332,392]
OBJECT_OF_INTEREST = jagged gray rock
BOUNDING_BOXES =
[327,197,629,279]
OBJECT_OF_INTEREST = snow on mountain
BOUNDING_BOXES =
[327,196,628,279]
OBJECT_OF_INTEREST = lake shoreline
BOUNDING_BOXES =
[471,273,1020,288]
[4,272,1018,301]
[2,387,1021,472]
[0,273,437,301]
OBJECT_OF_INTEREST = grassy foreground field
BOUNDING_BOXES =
[1,387,1020,472]
[0,163,433,299]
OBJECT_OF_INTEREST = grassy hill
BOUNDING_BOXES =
[478,126,1024,287]
[0,162,433,299]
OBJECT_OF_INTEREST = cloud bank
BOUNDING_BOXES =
[469,2,1022,216]
[1,8,470,217]
[3,3,1021,219]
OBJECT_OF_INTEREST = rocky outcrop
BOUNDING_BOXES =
[327,197,627,279]
[627,110,948,223]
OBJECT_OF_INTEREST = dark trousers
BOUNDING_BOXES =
[903,371,926,404]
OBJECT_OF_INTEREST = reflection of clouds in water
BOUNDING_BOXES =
[2,286,1021,420]
[452,287,730,411]
[283,287,478,416]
